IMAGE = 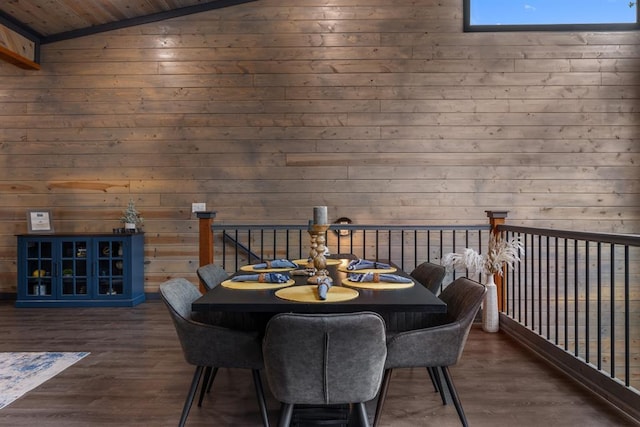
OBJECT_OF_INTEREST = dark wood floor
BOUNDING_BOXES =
[0,299,637,427]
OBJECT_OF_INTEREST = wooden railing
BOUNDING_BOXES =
[197,211,640,422]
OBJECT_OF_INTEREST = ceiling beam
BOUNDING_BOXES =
[41,0,258,44]
[0,10,43,41]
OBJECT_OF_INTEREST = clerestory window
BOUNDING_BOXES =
[464,0,639,31]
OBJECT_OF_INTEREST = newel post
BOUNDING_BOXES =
[485,210,509,311]
[197,212,216,291]
[197,211,216,266]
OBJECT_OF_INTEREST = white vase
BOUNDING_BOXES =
[124,222,136,232]
[482,273,499,333]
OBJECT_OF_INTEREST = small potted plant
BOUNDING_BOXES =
[120,199,144,232]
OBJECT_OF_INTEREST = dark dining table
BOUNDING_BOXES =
[191,258,447,315]
[190,258,447,426]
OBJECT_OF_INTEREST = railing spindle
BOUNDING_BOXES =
[625,245,630,387]
[610,243,616,379]
[585,240,590,364]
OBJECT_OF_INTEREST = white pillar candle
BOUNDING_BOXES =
[313,206,328,225]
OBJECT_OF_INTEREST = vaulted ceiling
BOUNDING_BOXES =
[0,0,253,44]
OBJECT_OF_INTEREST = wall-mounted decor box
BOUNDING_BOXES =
[16,233,145,307]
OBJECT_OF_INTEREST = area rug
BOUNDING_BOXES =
[0,352,89,410]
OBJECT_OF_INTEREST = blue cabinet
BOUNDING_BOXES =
[17,233,145,307]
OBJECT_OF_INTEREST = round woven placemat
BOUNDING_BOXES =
[275,285,359,303]
[341,278,414,290]
[221,279,295,290]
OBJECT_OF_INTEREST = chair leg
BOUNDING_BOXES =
[372,368,392,427]
[433,366,448,406]
[205,367,219,393]
[252,369,270,427]
[198,367,212,407]
[440,366,469,427]
[179,366,204,427]
[354,402,371,427]
[278,402,294,427]
[426,367,439,393]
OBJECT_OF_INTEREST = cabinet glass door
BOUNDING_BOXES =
[97,239,125,297]
[60,239,89,297]
[26,240,53,297]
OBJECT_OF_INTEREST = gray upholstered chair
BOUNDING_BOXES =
[373,277,486,427]
[196,263,229,291]
[195,263,264,401]
[159,278,270,427]
[262,312,387,427]
[385,261,448,394]
[410,261,446,295]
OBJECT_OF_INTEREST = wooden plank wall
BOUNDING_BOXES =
[0,0,638,292]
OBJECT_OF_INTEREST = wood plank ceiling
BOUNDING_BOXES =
[0,0,251,43]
